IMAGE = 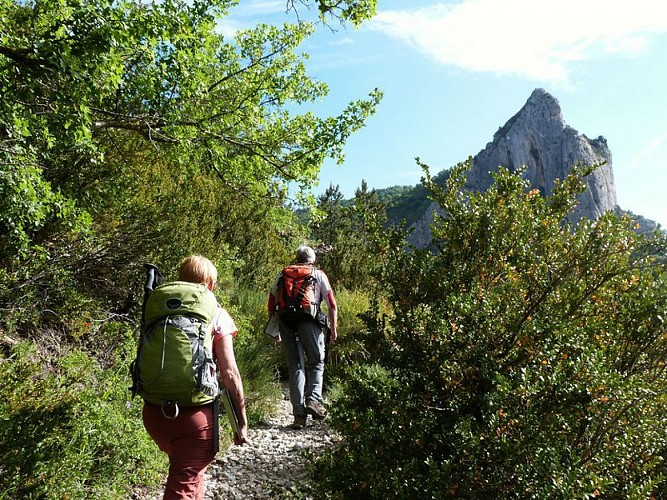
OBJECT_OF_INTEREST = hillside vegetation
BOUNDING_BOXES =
[372,168,452,228]
[2,1,667,499]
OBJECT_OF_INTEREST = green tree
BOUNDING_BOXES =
[0,0,381,325]
[316,160,667,498]
[312,183,351,285]
[350,179,387,287]
[311,180,387,290]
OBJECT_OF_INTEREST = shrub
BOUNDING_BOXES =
[315,161,667,498]
[324,288,389,382]
[0,333,165,498]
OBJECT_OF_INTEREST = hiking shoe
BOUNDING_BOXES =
[305,399,327,420]
[290,415,307,429]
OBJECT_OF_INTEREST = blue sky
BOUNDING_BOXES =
[223,0,667,227]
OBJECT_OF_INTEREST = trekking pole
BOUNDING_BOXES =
[142,263,160,325]
[321,309,331,364]
[130,263,161,398]
[324,324,332,364]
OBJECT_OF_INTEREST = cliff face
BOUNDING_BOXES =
[468,88,616,219]
[410,89,617,248]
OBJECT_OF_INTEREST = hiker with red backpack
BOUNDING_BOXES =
[268,245,338,429]
[134,255,248,499]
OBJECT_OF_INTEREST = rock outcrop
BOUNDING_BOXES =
[410,89,617,248]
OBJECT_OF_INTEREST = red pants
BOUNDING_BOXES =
[142,403,216,499]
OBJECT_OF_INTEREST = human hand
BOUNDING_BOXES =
[233,427,249,446]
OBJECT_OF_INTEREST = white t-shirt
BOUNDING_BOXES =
[212,307,237,349]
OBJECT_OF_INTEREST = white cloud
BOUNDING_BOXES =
[367,0,667,84]
[333,37,355,46]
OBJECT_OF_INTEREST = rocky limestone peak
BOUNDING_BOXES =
[468,88,616,219]
[409,89,617,248]
[492,88,564,144]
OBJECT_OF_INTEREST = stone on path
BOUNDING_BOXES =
[205,392,340,499]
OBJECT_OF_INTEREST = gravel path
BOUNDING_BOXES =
[138,388,340,499]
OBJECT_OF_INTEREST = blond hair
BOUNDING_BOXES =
[178,255,218,287]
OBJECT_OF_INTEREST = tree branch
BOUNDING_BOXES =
[0,45,43,68]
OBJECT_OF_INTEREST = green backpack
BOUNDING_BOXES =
[130,280,220,418]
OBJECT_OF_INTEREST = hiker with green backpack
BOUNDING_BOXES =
[132,255,248,499]
[268,245,338,429]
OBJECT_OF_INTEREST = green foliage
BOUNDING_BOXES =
[311,180,388,291]
[324,288,385,381]
[0,3,385,389]
[309,0,377,26]
[379,183,432,227]
[0,0,381,331]
[0,334,164,498]
[0,147,90,259]
[311,184,350,283]
[0,0,381,195]
[0,284,297,497]
[315,160,667,498]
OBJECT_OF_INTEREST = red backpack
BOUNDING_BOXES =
[275,263,319,323]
